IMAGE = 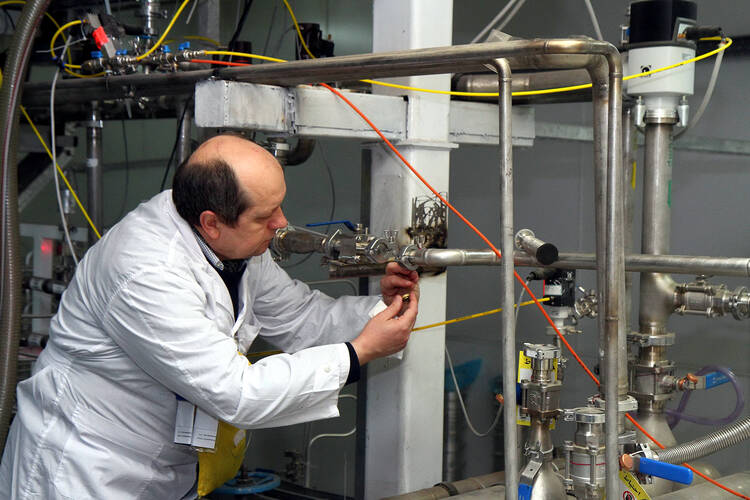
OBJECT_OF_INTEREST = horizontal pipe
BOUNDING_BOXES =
[402,249,750,277]
[383,471,504,500]
[22,39,608,107]
[454,69,592,104]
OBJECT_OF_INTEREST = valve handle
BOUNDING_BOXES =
[636,457,693,485]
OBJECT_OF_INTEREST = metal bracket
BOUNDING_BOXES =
[627,331,675,347]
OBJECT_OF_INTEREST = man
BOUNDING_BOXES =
[0,134,419,499]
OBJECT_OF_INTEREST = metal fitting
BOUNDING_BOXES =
[515,229,559,265]
[674,277,750,320]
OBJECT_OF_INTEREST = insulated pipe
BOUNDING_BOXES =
[654,417,750,464]
[0,0,52,452]
[86,102,103,242]
[492,57,518,500]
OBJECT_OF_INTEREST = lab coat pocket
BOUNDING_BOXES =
[53,406,163,500]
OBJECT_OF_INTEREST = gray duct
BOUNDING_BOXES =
[655,417,750,465]
[0,0,53,451]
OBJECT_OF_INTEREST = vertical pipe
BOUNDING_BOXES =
[493,57,518,500]
[86,102,103,243]
[176,99,193,166]
[604,59,624,500]
[636,121,677,441]
[622,107,635,392]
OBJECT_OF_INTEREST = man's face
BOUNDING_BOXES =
[214,163,288,260]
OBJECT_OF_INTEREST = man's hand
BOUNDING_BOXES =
[350,294,418,365]
[380,262,419,314]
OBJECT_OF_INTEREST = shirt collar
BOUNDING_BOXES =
[192,229,247,273]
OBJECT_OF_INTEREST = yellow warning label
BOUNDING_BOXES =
[616,470,651,500]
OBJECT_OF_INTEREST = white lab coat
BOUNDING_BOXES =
[0,191,380,500]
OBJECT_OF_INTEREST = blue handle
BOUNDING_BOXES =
[638,457,693,485]
[705,371,730,389]
[306,220,356,231]
[518,483,532,500]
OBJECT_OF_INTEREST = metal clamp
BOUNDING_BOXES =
[588,394,638,413]
[627,331,675,347]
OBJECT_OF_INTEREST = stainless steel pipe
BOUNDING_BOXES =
[603,51,625,500]
[453,69,592,104]
[401,249,750,277]
[86,103,103,242]
[493,57,519,500]
[24,39,614,106]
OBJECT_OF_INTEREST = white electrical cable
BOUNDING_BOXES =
[673,41,726,139]
[583,0,604,41]
[103,0,112,16]
[305,394,357,488]
[50,39,79,266]
[470,0,519,44]
[445,346,504,438]
[495,0,527,34]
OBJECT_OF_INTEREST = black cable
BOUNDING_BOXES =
[227,0,254,52]
[261,3,278,56]
[282,141,336,270]
[158,96,192,192]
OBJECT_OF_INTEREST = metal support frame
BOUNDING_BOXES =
[494,57,519,499]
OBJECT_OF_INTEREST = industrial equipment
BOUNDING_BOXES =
[0,0,747,499]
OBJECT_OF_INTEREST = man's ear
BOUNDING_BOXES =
[198,211,221,240]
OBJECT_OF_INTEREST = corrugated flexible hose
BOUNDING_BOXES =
[656,416,750,465]
[0,0,52,452]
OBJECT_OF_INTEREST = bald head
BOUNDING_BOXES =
[172,134,285,228]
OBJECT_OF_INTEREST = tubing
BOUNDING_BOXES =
[86,102,103,242]
[0,0,52,452]
[667,365,744,429]
[655,417,750,464]
[492,57,519,500]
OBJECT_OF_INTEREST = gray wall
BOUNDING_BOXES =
[16,0,748,495]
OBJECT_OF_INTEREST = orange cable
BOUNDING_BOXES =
[193,59,747,499]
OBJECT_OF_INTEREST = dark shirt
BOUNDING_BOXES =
[192,230,360,384]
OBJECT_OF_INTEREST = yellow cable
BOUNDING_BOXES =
[280,0,733,98]
[18,105,102,239]
[136,0,193,60]
[203,50,286,64]
[49,19,83,69]
[0,1,74,65]
[411,297,550,332]
[246,297,550,358]
[281,0,315,59]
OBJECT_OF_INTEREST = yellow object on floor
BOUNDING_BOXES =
[197,420,248,497]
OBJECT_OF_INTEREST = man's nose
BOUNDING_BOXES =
[270,209,288,230]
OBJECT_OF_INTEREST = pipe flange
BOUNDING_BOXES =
[627,331,675,346]
[589,394,638,413]
[644,109,678,124]
[574,406,606,424]
[619,430,637,445]
[523,343,560,360]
